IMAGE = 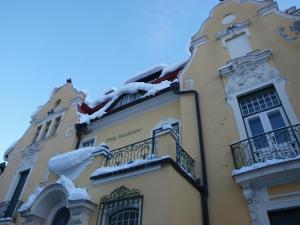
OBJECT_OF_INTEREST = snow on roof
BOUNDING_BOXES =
[232,155,300,176]
[18,186,44,212]
[124,64,166,84]
[90,155,171,178]
[3,139,20,161]
[56,175,91,201]
[48,144,111,173]
[159,61,186,78]
[79,80,175,124]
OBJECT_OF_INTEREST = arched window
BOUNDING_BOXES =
[109,208,139,225]
[100,186,143,225]
[50,207,70,225]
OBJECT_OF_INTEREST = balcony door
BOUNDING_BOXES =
[245,107,290,148]
[238,87,298,162]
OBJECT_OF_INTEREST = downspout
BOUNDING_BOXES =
[172,84,210,225]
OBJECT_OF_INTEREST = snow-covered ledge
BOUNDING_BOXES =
[0,217,14,225]
[19,176,96,225]
[48,143,111,180]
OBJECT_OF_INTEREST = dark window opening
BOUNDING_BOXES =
[50,207,70,225]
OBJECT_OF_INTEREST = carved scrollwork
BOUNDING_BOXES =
[225,62,282,96]
[100,186,141,203]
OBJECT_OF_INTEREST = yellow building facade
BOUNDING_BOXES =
[0,1,300,225]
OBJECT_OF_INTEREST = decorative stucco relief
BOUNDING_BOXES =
[242,185,259,225]
[225,62,283,100]
[17,144,41,171]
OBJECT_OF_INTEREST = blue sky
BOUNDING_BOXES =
[0,0,299,162]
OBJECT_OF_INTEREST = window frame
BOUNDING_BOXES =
[99,186,143,225]
[32,125,43,144]
[81,137,96,148]
[41,120,52,140]
[51,116,62,136]
[238,86,291,138]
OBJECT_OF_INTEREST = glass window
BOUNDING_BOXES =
[100,186,143,225]
[32,125,42,143]
[41,121,52,140]
[109,208,139,225]
[82,138,95,147]
[50,207,70,225]
[239,88,281,117]
[51,116,62,135]
[112,92,144,110]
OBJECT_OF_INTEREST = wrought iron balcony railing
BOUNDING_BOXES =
[0,200,23,220]
[231,124,300,169]
[176,144,195,177]
[105,137,155,167]
[105,132,195,177]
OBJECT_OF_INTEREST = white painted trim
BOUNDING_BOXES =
[257,1,278,16]
[190,35,208,51]
[216,20,251,45]
[92,165,161,185]
[45,201,69,225]
[178,48,198,91]
[4,167,32,202]
[228,78,299,140]
[256,186,300,225]
[88,92,179,132]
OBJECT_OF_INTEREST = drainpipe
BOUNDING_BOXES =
[172,84,210,225]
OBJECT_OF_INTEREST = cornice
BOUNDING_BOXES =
[216,19,251,40]
[218,49,272,77]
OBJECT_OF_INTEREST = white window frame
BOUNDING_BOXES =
[228,79,299,140]
[4,168,32,202]
[80,137,96,148]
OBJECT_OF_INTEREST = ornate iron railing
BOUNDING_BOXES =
[231,124,300,169]
[105,135,196,178]
[106,138,156,167]
[0,200,23,220]
[176,144,195,177]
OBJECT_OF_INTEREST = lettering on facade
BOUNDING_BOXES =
[106,128,142,143]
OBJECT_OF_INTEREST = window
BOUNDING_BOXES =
[238,87,296,161]
[51,116,62,136]
[81,138,95,147]
[111,92,145,110]
[109,208,139,225]
[4,170,29,218]
[32,125,42,143]
[41,121,52,140]
[100,186,143,225]
[225,33,252,59]
[50,207,70,225]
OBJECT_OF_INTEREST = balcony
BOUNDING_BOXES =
[92,129,196,179]
[0,201,23,221]
[231,124,300,170]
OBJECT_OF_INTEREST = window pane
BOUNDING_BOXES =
[239,88,281,117]
[248,117,264,136]
[248,117,268,149]
[268,110,286,130]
